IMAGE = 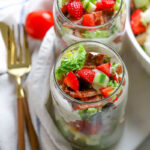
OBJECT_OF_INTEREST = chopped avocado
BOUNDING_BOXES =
[114,0,121,11]
[93,73,109,88]
[58,0,68,8]
[141,8,150,26]
[133,0,150,8]
[83,0,96,12]
[86,2,96,13]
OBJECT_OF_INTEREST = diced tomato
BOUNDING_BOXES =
[96,62,111,77]
[131,9,146,35]
[64,71,79,91]
[112,96,118,103]
[82,14,95,27]
[116,65,123,74]
[100,87,113,97]
[118,76,122,83]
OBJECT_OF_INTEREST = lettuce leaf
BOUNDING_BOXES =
[79,108,99,120]
[83,30,111,39]
[56,45,86,80]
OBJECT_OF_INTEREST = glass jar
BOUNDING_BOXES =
[53,0,127,55]
[50,41,128,150]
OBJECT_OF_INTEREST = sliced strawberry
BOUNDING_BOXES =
[102,0,115,9]
[77,69,95,83]
[96,2,104,11]
[100,87,113,97]
[66,0,84,20]
[64,71,79,91]
[131,9,146,35]
[96,0,115,11]
[82,14,95,27]
[96,62,111,77]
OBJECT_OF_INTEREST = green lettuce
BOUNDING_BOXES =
[79,108,99,120]
[83,30,111,39]
[56,45,86,80]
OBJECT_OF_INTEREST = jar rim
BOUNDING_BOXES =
[56,0,124,29]
[53,41,125,104]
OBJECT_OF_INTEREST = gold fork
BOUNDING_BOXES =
[6,24,40,150]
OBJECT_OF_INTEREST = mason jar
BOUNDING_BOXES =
[50,41,129,150]
[53,0,127,55]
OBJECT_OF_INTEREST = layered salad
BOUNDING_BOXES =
[50,43,128,150]
[130,0,150,56]
[53,0,126,53]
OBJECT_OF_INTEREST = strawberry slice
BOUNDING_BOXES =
[96,0,115,11]
[100,87,113,97]
[64,71,79,91]
[131,9,146,35]
[77,69,95,83]
[96,62,111,77]
[66,0,84,20]
[102,0,115,8]
[82,14,95,27]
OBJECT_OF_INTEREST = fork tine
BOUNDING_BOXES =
[23,25,31,66]
[10,25,17,65]
[18,24,22,63]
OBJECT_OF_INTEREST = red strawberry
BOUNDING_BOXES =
[131,9,146,35]
[64,71,79,91]
[66,0,84,20]
[77,69,95,83]
[82,14,95,27]
[102,0,115,8]
[96,0,115,10]
[96,62,111,77]
[100,87,113,97]
[61,5,67,14]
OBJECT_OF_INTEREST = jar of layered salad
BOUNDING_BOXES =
[50,41,128,150]
[53,0,126,55]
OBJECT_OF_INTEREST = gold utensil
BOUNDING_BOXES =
[5,24,40,150]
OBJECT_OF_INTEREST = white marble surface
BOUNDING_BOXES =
[113,34,150,150]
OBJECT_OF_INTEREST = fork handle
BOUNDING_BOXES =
[23,97,40,150]
[17,98,25,150]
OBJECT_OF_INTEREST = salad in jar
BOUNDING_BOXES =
[50,41,128,150]
[130,0,150,56]
[53,0,126,54]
